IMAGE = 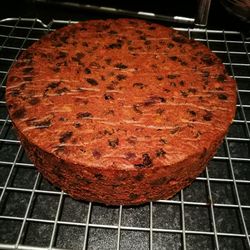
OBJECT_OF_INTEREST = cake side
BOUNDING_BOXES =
[15,123,227,205]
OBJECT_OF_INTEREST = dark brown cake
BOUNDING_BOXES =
[6,18,236,205]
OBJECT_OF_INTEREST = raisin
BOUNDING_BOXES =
[129,193,139,200]
[77,112,93,119]
[194,131,202,138]
[92,150,101,159]
[103,129,114,135]
[170,82,176,87]
[72,52,85,62]
[23,67,33,74]
[148,26,156,30]
[108,43,122,49]
[108,138,119,148]
[52,66,60,73]
[157,75,164,81]
[105,58,112,65]
[167,43,174,48]
[11,89,20,97]
[135,29,143,34]
[30,119,51,129]
[125,152,136,160]
[144,40,151,45]
[135,153,153,168]
[133,104,143,114]
[179,80,185,86]
[12,108,26,119]
[156,149,166,157]
[82,41,88,47]
[117,171,129,181]
[84,68,91,74]
[109,30,118,35]
[128,46,135,51]
[180,90,188,97]
[76,175,92,184]
[60,35,69,43]
[217,74,226,82]
[57,51,67,59]
[188,88,197,94]
[203,111,213,121]
[28,97,40,105]
[134,173,144,181]
[56,87,69,95]
[9,76,21,82]
[95,173,104,180]
[23,76,33,81]
[156,108,165,115]
[86,78,98,86]
[188,110,196,116]
[144,96,166,106]
[54,43,63,48]
[115,63,128,69]
[218,93,228,100]
[142,153,152,167]
[104,93,114,100]
[59,131,73,143]
[169,56,178,61]
[107,84,115,90]
[127,40,132,45]
[170,127,180,134]
[59,117,67,122]
[159,40,166,45]
[139,35,147,40]
[168,74,179,79]
[116,74,127,81]
[180,60,188,66]
[74,122,81,128]
[202,71,210,77]
[160,138,168,144]
[216,87,224,91]
[133,82,145,89]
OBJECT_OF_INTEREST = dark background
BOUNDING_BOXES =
[1,0,249,32]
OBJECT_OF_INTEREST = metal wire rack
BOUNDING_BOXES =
[0,18,249,250]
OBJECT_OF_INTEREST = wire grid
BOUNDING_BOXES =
[0,18,249,250]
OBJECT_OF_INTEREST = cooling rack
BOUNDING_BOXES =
[0,18,249,250]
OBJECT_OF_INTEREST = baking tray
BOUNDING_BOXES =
[0,18,249,250]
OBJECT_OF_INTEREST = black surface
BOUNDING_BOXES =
[1,0,249,32]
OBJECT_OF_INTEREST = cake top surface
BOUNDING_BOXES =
[6,18,236,169]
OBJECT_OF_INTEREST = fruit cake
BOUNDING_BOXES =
[6,18,236,205]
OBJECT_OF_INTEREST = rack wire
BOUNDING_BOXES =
[0,18,249,250]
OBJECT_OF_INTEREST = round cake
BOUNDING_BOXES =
[6,18,236,205]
